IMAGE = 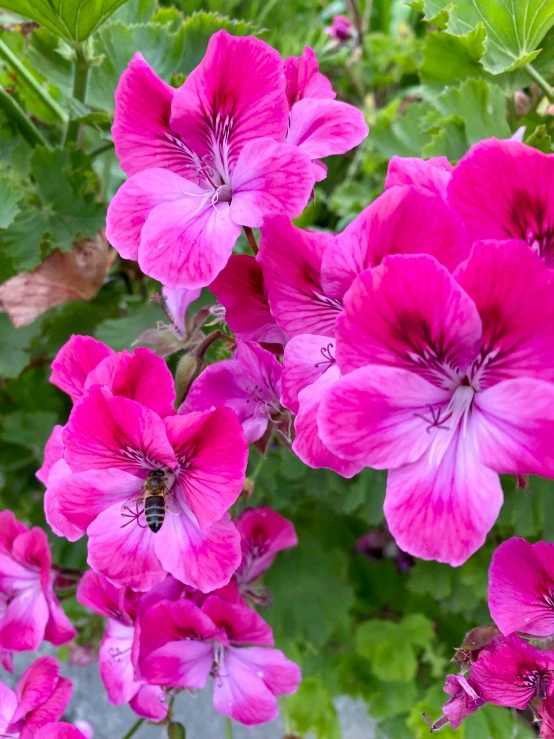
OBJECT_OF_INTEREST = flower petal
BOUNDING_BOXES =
[227,646,301,696]
[236,508,297,585]
[384,155,452,197]
[0,588,49,652]
[12,656,59,722]
[284,47,335,106]
[99,621,140,705]
[50,335,113,403]
[36,425,65,486]
[76,569,132,625]
[141,640,213,690]
[129,684,168,721]
[202,595,274,646]
[282,334,336,414]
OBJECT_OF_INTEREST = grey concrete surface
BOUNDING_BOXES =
[8,651,377,739]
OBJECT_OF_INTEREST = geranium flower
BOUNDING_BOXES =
[440,674,484,729]
[138,596,301,726]
[183,340,283,442]
[319,241,554,565]
[471,634,554,708]
[0,511,75,652]
[448,138,554,265]
[0,656,72,739]
[327,15,354,42]
[106,31,316,290]
[51,387,247,591]
[39,724,90,739]
[488,537,554,637]
[77,570,182,720]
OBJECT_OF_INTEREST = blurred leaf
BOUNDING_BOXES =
[525,123,553,152]
[421,25,486,83]
[407,684,463,738]
[0,0,130,42]
[0,314,42,379]
[0,410,57,459]
[368,680,418,720]
[95,301,162,351]
[371,101,434,159]
[282,677,341,739]
[408,560,454,600]
[0,176,21,228]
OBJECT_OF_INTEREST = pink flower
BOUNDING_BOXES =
[448,138,554,266]
[50,335,113,404]
[106,31,316,290]
[283,47,368,182]
[539,696,554,738]
[488,537,554,637]
[319,241,554,565]
[0,656,72,739]
[384,156,453,198]
[51,387,247,591]
[441,674,484,729]
[0,648,13,673]
[210,255,286,345]
[77,570,181,721]
[327,15,354,41]
[183,340,283,443]
[138,596,301,726]
[0,511,76,652]
[471,634,554,709]
[39,724,90,739]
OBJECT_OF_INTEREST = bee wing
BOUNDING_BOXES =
[165,488,181,516]
[121,490,144,515]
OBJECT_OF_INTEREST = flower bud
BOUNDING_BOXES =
[175,352,203,406]
[167,722,186,739]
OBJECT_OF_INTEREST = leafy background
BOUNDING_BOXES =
[1,0,554,736]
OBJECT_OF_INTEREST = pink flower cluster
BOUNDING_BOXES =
[434,537,554,737]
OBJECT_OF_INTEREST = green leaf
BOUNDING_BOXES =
[0,314,42,379]
[0,175,21,228]
[95,301,162,351]
[408,560,454,600]
[421,24,486,83]
[407,684,463,738]
[0,0,131,42]
[0,410,57,459]
[438,79,511,146]
[282,677,341,739]
[368,680,418,720]
[421,0,554,74]
[525,123,553,152]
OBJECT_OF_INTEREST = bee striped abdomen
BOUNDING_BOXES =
[144,495,165,533]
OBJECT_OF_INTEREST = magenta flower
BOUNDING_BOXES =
[471,634,554,709]
[540,696,554,738]
[52,387,247,591]
[283,47,368,181]
[327,15,355,41]
[210,255,286,345]
[106,31,316,290]
[448,138,554,266]
[488,537,554,637]
[384,155,453,198]
[183,340,283,442]
[0,511,75,652]
[77,570,181,720]
[441,674,484,729]
[39,724,89,739]
[319,240,554,565]
[0,656,72,739]
[138,596,301,726]
[0,648,13,673]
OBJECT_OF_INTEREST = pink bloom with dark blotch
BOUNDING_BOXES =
[327,15,354,41]
[319,240,554,565]
[539,696,554,738]
[0,512,76,652]
[210,255,286,345]
[441,674,484,729]
[448,138,554,266]
[53,387,247,592]
[106,31,316,290]
[283,47,368,182]
[138,596,301,726]
[384,156,453,198]
[77,570,182,721]
[0,656,72,739]
[489,537,554,637]
[471,634,554,709]
[39,723,90,739]
[183,340,282,443]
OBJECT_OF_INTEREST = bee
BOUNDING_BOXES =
[121,469,179,533]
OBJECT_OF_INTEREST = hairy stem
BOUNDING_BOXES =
[243,226,259,255]
[0,86,48,147]
[525,63,554,102]
[64,43,91,146]
[195,329,223,360]
[121,718,145,739]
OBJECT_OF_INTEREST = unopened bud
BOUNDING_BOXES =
[167,722,186,739]
[175,352,204,407]
[243,478,255,497]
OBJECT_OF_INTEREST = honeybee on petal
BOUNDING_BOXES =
[121,468,179,533]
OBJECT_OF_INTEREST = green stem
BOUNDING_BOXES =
[225,717,233,739]
[0,86,48,147]
[64,43,91,146]
[507,93,517,131]
[243,226,259,255]
[89,140,114,159]
[525,63,554,102]
[121,718,145,739]
[0,38,67,123]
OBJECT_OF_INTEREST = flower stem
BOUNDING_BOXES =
[243,226,259,255]
[64,43,91,146]
[89,141,114,159]
[525,63,554,102]
[0,86,48,147]
[225,717,233,739]
[121,718,145,739]
[195,329,223,360]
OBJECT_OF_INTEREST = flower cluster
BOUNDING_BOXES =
[433,537,554,737]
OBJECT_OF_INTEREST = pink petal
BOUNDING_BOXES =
[112,53,193,178]
[448,138,554,265]
[474,378,554,477]
[293,368,365,478]
[236,508,297,584]
[202,595,274,646]
[170,31,289,170]
[85,348,176,418]
[87,503,166,592]
[336,256,482,381]
[141,640,213,689]
[44,465,84,543]
[229,138,314,228]
[282,334,336,414]
[227,646,301,696]
[138,194,241,290]
[385,156,453,197]
[540,696,554,738]
[488,537,554,637]
[50,336,113,404]
[210,255,286,344]
[1,649,14,673]
[0,682,17,729]
[76,570,132,625]
[284,47,335,106]
[129,684,168,721]
[319,365,450,468]
[99,621,140,705]
[0,511,28,550]
[43,583,77,646]
[165,408,248,528]
[63,386,176,474]
[12,656,59,722]
[20,677,72,739]
[36,722,88,739]
[286,98,367,164]
[321,186,469,300]
[385,418,503,566]
[36,426,65,486]
[106,169,195,262]
[0,589,49,652]
[162,285,201,334]
[456,239,554,386]
[258,216,337,338]
[155,513,241,593]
